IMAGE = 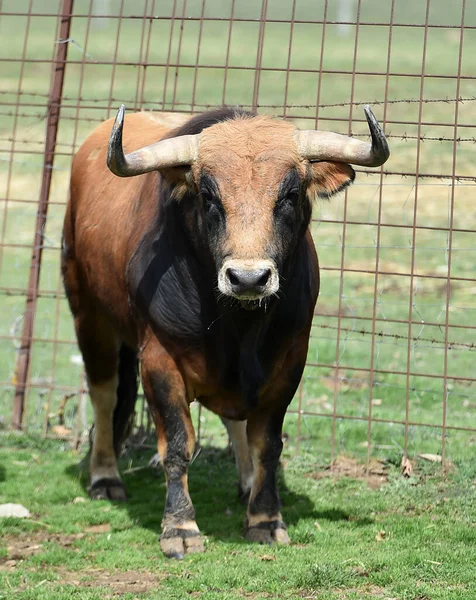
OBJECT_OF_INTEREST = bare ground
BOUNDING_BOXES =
[0,531,164,595]
[306,455,390,490]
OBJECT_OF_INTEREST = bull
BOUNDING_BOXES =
[62,105,389,558]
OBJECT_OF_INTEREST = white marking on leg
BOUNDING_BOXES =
[222,419,254,495]
[249,444,262,502]
[89,375,120,485]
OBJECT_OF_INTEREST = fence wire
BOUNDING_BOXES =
[0,0,474,467]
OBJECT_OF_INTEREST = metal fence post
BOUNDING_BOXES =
[12,0,75,429]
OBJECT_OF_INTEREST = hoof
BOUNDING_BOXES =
[88,478,127,502]
[245,520,291,545]
[160,527,205,559]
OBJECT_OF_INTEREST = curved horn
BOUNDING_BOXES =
[107,104,200,177]
[294,106,390,167]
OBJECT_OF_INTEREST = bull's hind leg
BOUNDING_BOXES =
[88,375,124,500]
[62,231,136,500]
[245,406,290,545]
[222,418,254,502]
[74,311,129,501]
[141,339,204,559]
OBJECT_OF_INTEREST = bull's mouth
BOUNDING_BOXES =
[239,298,264,311]
[238,296,272,311]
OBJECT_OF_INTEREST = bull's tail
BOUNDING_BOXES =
[113,344,139,456]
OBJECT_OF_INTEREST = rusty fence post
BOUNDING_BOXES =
[12,0,75,429]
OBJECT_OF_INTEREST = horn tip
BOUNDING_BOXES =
[108,105,127,176]
[114,104,126,128]
[363,104,377,123]
[363,105,390,166]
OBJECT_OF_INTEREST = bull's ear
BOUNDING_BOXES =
[160,166,198,200]
[306,161,355,200]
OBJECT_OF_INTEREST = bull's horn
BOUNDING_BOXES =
[107,104,200,177]
[294,106,390,167]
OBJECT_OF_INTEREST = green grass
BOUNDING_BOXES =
[1,433,476,599]
[0,1,475,463]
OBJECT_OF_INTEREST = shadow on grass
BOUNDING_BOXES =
[65,444,373,546]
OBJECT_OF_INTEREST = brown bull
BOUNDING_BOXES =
[62,105,389,558]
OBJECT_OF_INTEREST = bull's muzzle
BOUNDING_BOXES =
[218,259,279,303]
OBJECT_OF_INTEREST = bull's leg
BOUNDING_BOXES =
[141,343,204,559]
[74,311,127,501]
[222,418,254,502]
[243,353,308,545]
[244,406,291,545]
[88,375,127,500]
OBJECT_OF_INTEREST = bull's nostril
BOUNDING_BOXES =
[227,268,240,286]
[256,269,271,287]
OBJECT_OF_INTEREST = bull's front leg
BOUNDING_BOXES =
[244,356,307,546]
[141,343,204,559]
[245,406,291,545]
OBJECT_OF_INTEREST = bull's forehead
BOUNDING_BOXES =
[192,115,304,195]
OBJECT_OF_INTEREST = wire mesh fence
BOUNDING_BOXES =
[0,0,474,466]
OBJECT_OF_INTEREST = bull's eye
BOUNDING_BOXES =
[275,189,299,231]
[275,189,299,211]
[201,191,225,240]
[201,192,222,215]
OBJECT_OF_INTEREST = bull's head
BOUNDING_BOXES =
[107,106,389,308]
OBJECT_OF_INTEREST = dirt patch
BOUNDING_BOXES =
[307,455,390,489]
[318,367,370,394]
[1,531,165,594]
[1,521,126,566]
[55,567,163,595]
[189,591,275,599]
[1,531,86,566]
[85,523,111,534]
[1,565,163,595]
[339,585,388,598]
[298,586,387,599]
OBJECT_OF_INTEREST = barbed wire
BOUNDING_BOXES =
[1,158,475,180]
[0,283,473,351]
[2,131,475,147]
[1,89,476,109]
[356,170,476,182]
[312,323,476,351]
